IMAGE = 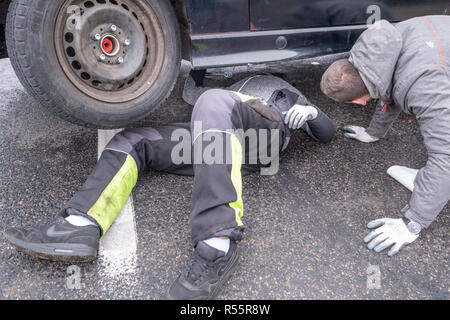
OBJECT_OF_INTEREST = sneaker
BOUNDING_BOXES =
[3,215,100,262]
[166,240,239,300]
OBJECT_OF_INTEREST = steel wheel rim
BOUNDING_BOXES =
[55,0,165,103]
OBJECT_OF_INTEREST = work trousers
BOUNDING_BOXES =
[63,89,333,244]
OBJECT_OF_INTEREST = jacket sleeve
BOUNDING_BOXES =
[405,153,450,228]
[404,101,450,228]
[303,107,336,143]
[365,100,402,138]
[295,93,335,143]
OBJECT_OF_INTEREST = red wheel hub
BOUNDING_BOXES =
[101,37,114,54]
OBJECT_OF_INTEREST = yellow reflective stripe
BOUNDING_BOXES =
[87,155,138,235]
[229,134,244,227]
[231,91,268,105]
[231,91,254,102]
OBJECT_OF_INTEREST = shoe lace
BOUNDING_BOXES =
[186,251,214,285]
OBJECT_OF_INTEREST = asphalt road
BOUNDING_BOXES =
[0,55,448,300]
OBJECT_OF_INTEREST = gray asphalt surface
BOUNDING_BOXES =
[0,55,448,300]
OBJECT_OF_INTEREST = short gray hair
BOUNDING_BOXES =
[320,59,369,102]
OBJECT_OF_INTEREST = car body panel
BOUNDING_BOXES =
[184,0,249,34]
[1,0,449,65]
[190,25,366,68]
[249,0,449,30]
[185,0,449,68]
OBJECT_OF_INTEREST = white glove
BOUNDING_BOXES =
[364,218,419,256]
[342,125,379,143]
[283,104,318,130]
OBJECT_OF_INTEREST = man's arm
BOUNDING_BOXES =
[366,100,402,138]
[365,103,450,256]
[407,97,450,228]
[405,152,450,228]
[301,106,335,143]
[342,101,402,143]
[364,149,450,256]
[294,94,335,143]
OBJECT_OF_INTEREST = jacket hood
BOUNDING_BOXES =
[349,20,403,101]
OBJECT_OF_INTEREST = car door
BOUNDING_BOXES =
[249,0,450,31]
[186,0,449,69]
[185,0,249,34]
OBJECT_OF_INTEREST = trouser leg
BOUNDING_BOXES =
[190,133,245,245]
[63,123,193,236]
[189,89,285,245]
[189,90,244,244]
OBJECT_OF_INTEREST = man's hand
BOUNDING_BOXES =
[342,125,379,143]
[283,104,318,130]
[364,218,419,256]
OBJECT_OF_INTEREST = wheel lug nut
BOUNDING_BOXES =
[118,57,124,64]
[93,33,101,41]
[110,25,117,32]
[99,54,106,61]
[124,39,131,46]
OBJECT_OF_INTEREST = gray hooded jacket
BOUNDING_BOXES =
[349,16,450,228]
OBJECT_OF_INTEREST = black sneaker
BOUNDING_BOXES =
[3,215,100,263]
[166,240,239,300]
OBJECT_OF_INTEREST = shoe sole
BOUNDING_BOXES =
[4,233,98,263]
[165,245,240,300]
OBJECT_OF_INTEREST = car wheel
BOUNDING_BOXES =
[6,0,181,128]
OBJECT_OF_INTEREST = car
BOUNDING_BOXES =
[0,0,448,128]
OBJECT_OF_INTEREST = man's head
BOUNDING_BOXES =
[320,59,371,105]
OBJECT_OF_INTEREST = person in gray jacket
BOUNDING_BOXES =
[320,15,449,256]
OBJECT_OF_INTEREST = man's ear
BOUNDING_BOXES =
[351,94,371,106]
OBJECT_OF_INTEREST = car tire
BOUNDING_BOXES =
[6,0,181,128]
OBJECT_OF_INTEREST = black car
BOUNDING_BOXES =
[0,0,448,128]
